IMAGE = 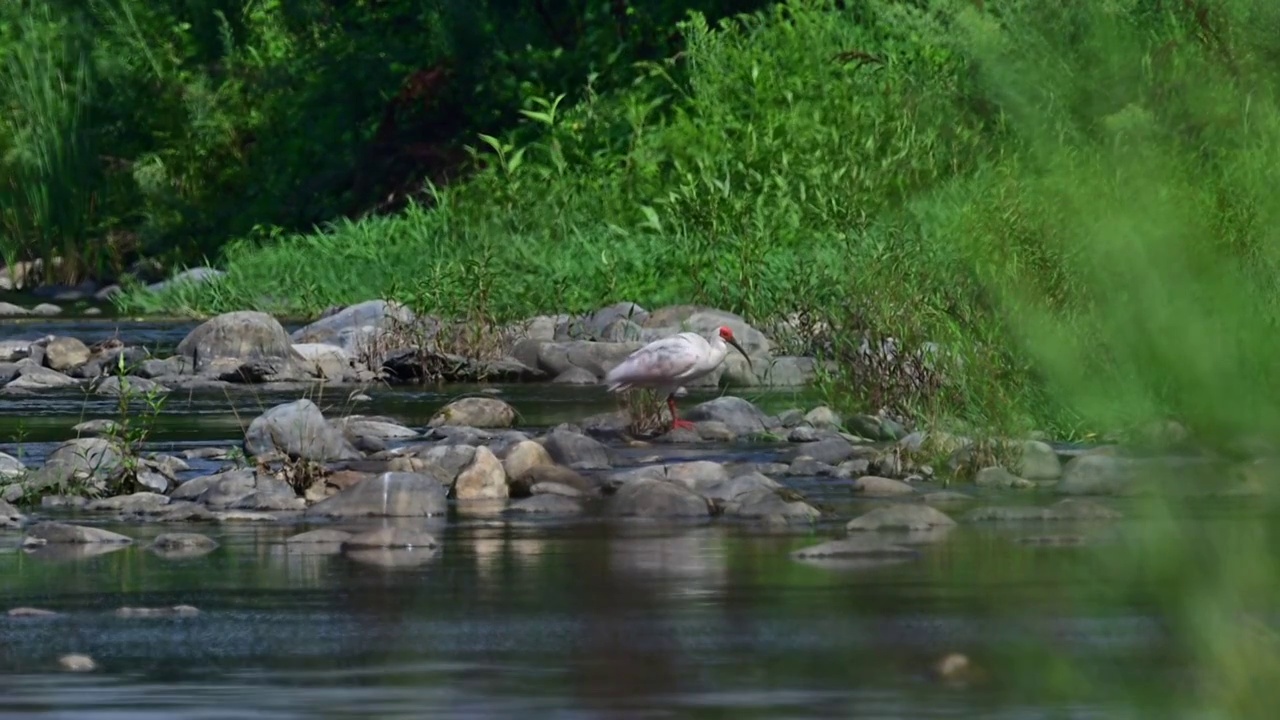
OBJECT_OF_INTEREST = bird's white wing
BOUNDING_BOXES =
[604,334,704,392]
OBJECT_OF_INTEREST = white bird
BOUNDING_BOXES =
[604,326,752,431]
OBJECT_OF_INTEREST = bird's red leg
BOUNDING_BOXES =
[667,394,696,431]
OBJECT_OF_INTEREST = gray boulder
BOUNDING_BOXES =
[244,399,361,462]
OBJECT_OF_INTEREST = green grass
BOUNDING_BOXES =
[112,0,1280,447]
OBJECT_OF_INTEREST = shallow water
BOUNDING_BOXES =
[0,316,1255,719]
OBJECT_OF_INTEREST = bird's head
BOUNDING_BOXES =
[717,325,751,370]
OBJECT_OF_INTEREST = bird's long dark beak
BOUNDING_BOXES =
[727,336,752,372]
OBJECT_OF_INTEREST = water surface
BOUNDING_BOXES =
[0,316,1248,719]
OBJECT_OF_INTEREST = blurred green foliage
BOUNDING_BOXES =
[123,0,1280,445]
[0,0,767,283]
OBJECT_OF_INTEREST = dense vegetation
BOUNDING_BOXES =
[8,0,1280,444]
[0,0,766,279]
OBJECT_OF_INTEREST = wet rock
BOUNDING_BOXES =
[0,302,28,316]
[804,406,842,430]
[0,497,24,528]
[552,367,599,384]
[454,446,508,500]
[0,339,30,361]
[585,301,650,337]
[664,461,730,493]
[243,399,361,462]
[401,444,474,480]
[531,481,584,498]
[543,428,611,470]
[5,362,79,391]
[306,470,450,518]
[150,501,216,523]
[683,397,768,436]
[510,464,594,497]
[136,357,185,378]
[852,476,915,497]
[292,343,351,380]
[506,494,585,515]
[150,453,190,478]
[176,310,307,380]
[336,415,419,443]
[59,654,97,672]
[8,607,57,618]
[40,495,87,510]
[212,510,286,522]
[1017,440,1063,480]
[776,408,806,428]
[652,426,701,444]
[114,605,200,618]
[835,458,872,478]
[965,498,1122,523]
[501,440,554,480]
[342,527,439,549]
[760,356,824,386]
[291,299,416,353]
[72,419,120,436]
[923,491,975,506]
[787,425,823,442]
[846,504,956,532]
[31,303,62,316]
[232,475,305,511]
[85,492,170,513]
[846,414,903,442]
[173,468,297,510]
[601,465,666,489]
[427,425,493,446]
[22,521,133,545]
[145,266,224,294]
[700,472,782,503]
[24,438,123,494]
[868,451,904,478]
[286,528,352,545]
[692,421,738,442]
[975,466,1035,490]
[428,396,516,428]
[787,457,838,476]
[43,336,91,372]
[791,535,919,562]
[92,375,169,397]
[171,468,254,504]
[722,488,822,524]
[1056,453,1156,496]
[150,533,219,558]
[605,478,712,518]
[599,318,644,342]
[531,340,645,378]
[791,436,859,465]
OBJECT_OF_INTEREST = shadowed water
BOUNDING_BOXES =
[0,317,1248,719]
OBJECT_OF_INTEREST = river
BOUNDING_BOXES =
[0,313,1255,718]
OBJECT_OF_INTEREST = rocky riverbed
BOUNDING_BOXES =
[0,295,1272,567]
[1,297,1274,719]
[2,298,826,390]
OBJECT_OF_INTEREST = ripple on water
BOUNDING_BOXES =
[0,317,1217,719]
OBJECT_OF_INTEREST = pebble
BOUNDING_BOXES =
[59,654,96,672]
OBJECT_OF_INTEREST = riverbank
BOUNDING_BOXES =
[2,304,1278,718]
[74,0,1279,452]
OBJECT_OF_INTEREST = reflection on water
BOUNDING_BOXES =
[0,318,1257,718]
[0,515,1192,719]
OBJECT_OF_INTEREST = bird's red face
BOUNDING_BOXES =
[717,325,751,370]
